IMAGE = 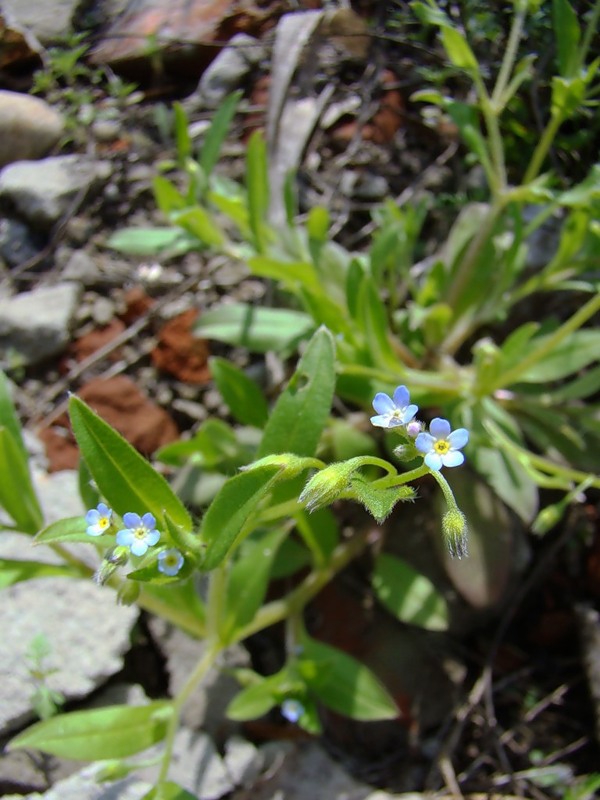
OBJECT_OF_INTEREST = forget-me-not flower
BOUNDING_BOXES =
[370,385,418,429]
[85,502,113,536]
[158,548,184,577]
[281,699,304,723]
[415,418,469,471]
[116,512,160,556]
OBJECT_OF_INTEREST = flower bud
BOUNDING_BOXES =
[299,459,363,512]
[442,509,468,559]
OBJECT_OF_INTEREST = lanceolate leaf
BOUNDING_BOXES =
[372,554,449,631]
[0,427,43,533]
[69,396,191,530]
[0,558,80,589]
[34,516,113,547]
[200,465,283,570]
[8,702,172,760]
[0,371,28,462]
[258,326,336,458]
[299,636,398,721]
[210,357,269,428]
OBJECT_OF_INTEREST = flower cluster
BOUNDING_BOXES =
[84,504,184,576]
[370,385,469,471]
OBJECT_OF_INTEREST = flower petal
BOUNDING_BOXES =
[442,450,464,468]
[130,540,148,557]
[448,428,469,450]
[85,509,100,525]
[429,417,451,439]
[116,529,135,547]
[370,414,392,428]
[146,529,160,547]
[403,404,419,424]
[97,503,111,517]
[123,512,141,528]
[141,512,157,529]
[424,452,443,471]
[415,432,435,453]
[372,392,395,414]
[392,385,410,408]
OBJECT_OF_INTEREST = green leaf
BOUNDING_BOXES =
[172,207,225,247]
[440,26,479,74]
[246,130,269,252]
[552,0,580,77]
[356,276,398,370]
[155,418,251,471]
[349,476,416,524]
[195,303,314,354]
[299,636,398,721]
[69,396,192,530]
[0,427,43,533]
[173,102,192,162]
[106,228,194,257]
[34,516,113,547]
[226,679,279,721]
[222,527,288,640]
[142,781,198,800]
[258,326,336,458]
[210,357,269,428]
[0,558,79,589]
[8,702,172,760]
[518,330,600,382]
[200,90,242,180]
[0,371,28,461]
[200,465,283,570]
[247,256,320,293]
[152,176,188,215]
[78,458,100,511]
[372,554,448,631]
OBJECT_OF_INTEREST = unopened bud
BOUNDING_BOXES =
[299,459,363,512]
[442,509,468,559]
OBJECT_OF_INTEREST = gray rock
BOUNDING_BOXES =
[0,91,65,168]
[0,572,138,732]
[61,249,100,284]
[138,729,234,799]
[189,34,265,109]
[0,0,79,44]
[0,155,111,229]
[1,768,151,800]
[147,617,249,738]
[0,216,45,268]
[0,282,81,366]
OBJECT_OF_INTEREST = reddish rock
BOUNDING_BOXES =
[67,319,126,363]
[151,309,211,384]
[88,0,283,80]
[39,375,179,471]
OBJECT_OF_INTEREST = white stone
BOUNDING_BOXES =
[0,91,64,168]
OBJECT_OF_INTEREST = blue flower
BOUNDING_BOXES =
[281,699,304,723]
[85,503,113,537]
[415,418,469,471]
[370,385,418,429]
[158,548,184,577]
[116,512,160,556]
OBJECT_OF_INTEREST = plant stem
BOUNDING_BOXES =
[580,0,600,65]
[523,111,563,184]
[235,527,371,641]
[491,4,527,109]
[156,638,223,786]
[494,291,600,389]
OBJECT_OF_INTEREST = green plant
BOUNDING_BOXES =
[108,0,600,530]
[1,338,471,795]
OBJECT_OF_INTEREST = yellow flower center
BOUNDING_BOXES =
[134,526,147,539]
[434,439,450,455]
[98,517,110,531]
